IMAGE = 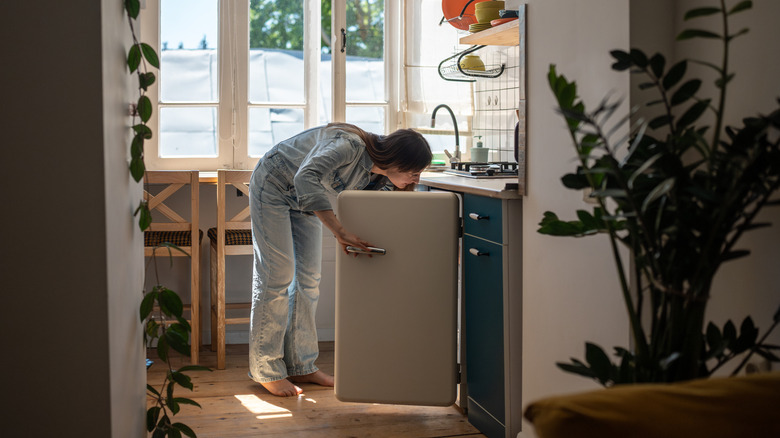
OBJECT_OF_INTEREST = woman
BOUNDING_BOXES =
[248,123,432,396]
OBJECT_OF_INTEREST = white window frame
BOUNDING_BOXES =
[140,0,400,171]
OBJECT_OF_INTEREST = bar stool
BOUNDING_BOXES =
[143,170,202,364]
[208,169,253,370]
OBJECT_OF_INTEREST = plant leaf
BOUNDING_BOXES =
[124,0,141,19]
[729,0,753,15]
[720,249,750,262]
[684,7,721,20]
[139,72,156,91]
[159,287,184,317]
[641,177,675,213]
[137,95,153,123]
[610,50,632,71]
[585,342,613,385]
[677,29,721,40]
[141,43,160,69]
[663,61,687,90]
[134,200,151,230]
[140,290,156,321]
[671,79,701,106]
[173,397,202,409]
[127,44,142,73]
[172,422,198,438]
[649,115,673,129]
[171,371,194,391]
[676,99,710,130]
[648,53,665,78]
[146,406,161,432]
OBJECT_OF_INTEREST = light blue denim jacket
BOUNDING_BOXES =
[254,126,378,212]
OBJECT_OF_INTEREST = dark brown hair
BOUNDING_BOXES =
[326,123,432,172]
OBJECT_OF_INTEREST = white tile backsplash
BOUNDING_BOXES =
[472,44,521,163]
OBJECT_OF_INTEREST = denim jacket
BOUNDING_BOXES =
[255,126,376,212]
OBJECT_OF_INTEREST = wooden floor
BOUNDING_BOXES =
[147,342,485,438]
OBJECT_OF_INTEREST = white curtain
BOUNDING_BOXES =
[403,0,474,139]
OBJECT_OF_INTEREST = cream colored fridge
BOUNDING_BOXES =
[334,190,461,406]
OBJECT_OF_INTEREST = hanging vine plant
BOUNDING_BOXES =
[124,0,209,436]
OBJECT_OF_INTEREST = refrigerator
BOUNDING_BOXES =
[334,190,461,406]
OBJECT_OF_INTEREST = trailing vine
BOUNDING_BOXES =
[123,0,209,436]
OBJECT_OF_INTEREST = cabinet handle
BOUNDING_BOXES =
[468,212,489,221]
[469,248,489,257]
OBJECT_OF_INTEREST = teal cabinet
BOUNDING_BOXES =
[462,193,522,438]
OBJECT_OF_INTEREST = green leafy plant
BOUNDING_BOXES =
[124,1,209,436]
[540,0,780,386]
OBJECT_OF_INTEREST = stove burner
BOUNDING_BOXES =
[445,161,519,178]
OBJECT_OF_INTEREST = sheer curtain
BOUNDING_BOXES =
[404,0,474,157]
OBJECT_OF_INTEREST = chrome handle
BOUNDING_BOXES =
[346,246,386,255]
[469,248,489,257]
[468,212,489,221]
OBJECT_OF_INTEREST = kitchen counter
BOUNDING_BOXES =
[419,171,523,199]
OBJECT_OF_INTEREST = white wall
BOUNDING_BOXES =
[519,2,631,436]
[0,1,146,436]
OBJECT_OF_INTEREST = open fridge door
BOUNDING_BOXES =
[334,191,460,406]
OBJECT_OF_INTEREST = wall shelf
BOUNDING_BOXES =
[459,19,519,46]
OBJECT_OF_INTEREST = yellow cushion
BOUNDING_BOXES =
[523,372,780,438]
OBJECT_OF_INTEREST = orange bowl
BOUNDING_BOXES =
[490,17,517,27]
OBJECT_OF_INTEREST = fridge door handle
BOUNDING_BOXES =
[346,246,387,255]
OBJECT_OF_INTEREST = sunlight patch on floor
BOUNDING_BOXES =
[235,394,293,420]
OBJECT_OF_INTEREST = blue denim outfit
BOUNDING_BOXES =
[248,126,377,383]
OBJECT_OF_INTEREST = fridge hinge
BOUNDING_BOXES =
[456,363,462,384]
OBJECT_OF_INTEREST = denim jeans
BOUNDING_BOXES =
[248,160,322,383]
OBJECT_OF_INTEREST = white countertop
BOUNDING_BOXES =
[419,171,523,199]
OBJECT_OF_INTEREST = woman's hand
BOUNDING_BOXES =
[314,210,374,255]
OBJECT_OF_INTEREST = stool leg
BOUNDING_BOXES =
[210,242,218,353]
[190,244,200,365]
[216,242,227,370]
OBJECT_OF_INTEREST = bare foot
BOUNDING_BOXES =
[288,370,334,387]
[260,379,303,397]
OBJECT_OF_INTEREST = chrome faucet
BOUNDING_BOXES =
[431,104,460,163]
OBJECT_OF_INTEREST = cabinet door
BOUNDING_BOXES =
[334,191,460,406]
[464,234,505,437]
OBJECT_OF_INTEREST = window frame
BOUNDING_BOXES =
[140,0,399,171]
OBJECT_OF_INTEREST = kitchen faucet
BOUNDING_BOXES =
[430,104,460,163]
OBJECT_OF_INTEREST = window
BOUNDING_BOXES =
[141,0,399,170]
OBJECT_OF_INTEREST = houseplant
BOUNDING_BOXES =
[539,0,780,385]
[124,0,208,436]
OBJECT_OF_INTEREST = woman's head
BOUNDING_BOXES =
[371,129,433,173]
[325,124,432,188]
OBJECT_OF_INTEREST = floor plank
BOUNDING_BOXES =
[147,343,485,438]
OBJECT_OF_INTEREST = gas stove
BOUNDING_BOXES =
[444,161,519,179]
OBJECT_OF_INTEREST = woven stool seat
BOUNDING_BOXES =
[207,228,252,246]
[146,229,204,247]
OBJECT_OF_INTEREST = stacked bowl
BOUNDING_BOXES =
[469,1,504,33]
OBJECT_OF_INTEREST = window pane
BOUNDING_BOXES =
[159,107,218,157]
[249,0,304,104]
[160,0,218,102]
[346,0,384,103]
[248,107,305,157]
[345,106,384,134]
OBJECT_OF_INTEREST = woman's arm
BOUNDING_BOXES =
[314,210,373,255]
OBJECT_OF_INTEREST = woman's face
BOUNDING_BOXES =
[384,167,422,188]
